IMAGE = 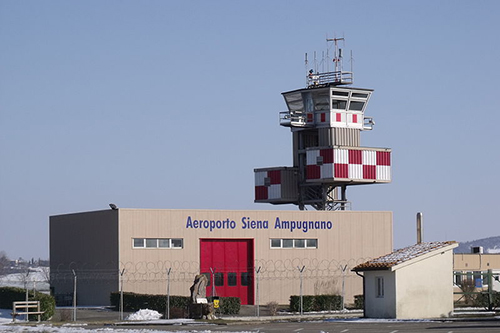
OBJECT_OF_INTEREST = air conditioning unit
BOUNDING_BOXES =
[471,246,483,254]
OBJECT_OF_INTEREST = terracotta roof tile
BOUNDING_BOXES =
[353,241,457,271]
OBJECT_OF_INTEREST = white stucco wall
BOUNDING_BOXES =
[364,270,396,318]
[362,247,455,319]
[394,250,454,319]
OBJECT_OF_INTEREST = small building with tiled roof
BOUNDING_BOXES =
[353,241,458,319]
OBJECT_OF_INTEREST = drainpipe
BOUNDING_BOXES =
[355,271,365,318]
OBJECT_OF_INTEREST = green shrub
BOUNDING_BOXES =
[110,292,190,313]
[314,294,341,311]
[353,294,364,309]
[0,287,55,321]
[474,291,500,310]
[290,295,314,312]
[209,296,240,315]
[289,294,342,312]
[110,292,240,316]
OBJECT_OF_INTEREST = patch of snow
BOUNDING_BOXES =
[125,309,163,321]
[0,268,50,291]
[119,318,198,325]
[0,308,15,324]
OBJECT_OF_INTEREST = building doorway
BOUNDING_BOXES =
[200,239,254,305]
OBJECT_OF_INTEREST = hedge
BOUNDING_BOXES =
[110,292,190,314]
[289,294,342,312]
[110,292,240,316]
[0,287,55,321]
[209,296,240,315]
[475,291,500,310]
[353,294,364,309]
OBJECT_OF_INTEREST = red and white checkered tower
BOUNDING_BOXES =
[255,38,391,210]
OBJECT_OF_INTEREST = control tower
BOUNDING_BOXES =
[254,38,391,210]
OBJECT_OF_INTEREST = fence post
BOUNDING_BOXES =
[298,265,305,316]
[166,268,172,319]
[487,269,493,311]
[255,266,261,317]
[340,264,348,311]
[119,269,125,320]
[72,269,77,322]
[24,270,30,322]
[210,268,216,298]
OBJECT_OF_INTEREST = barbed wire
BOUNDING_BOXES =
[0,257,376,297]
[0,258,373,305]
[45,257,374,284]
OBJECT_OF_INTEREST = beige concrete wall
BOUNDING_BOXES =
[454,254,500,271]
[395,250,455,319]
[117,209,392,305]
[50,210,119,305]
[453,253,500,299]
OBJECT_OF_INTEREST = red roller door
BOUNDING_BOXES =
[200,239,254,305]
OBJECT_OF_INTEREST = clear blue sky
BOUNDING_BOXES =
[1,0,499,259]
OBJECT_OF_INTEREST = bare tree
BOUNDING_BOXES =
[0,251,10,276]
[458,278,477,305]
[39,266,50,284]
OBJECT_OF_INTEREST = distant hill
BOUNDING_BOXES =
[454,235,500,254]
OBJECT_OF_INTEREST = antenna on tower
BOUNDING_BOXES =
[350,50,354,80]
[326,37,345,75]
[313,51,317,73]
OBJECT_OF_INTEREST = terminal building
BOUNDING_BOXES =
[50,38,394,306]
[50,209,392,305]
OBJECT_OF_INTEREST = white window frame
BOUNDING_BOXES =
[133,238,145,248]
[306,239,318,248]
[132,238,184,249]
[171,238,183,249]
[145,238,158,248]
[270,238,282,248]
[270,238,318,249]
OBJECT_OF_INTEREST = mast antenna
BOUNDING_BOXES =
[326,37,345,73]
[305,53,309,86]
[350,50,354,77]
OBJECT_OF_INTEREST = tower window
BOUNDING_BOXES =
[349,101,364,111]
[352,93,368,98]
[332,100,347,110]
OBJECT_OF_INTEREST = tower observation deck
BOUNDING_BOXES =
[254,38,391,210]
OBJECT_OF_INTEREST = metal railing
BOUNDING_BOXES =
[307,71,353,87]
[454,270,500,310]
[279,111,307,127]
